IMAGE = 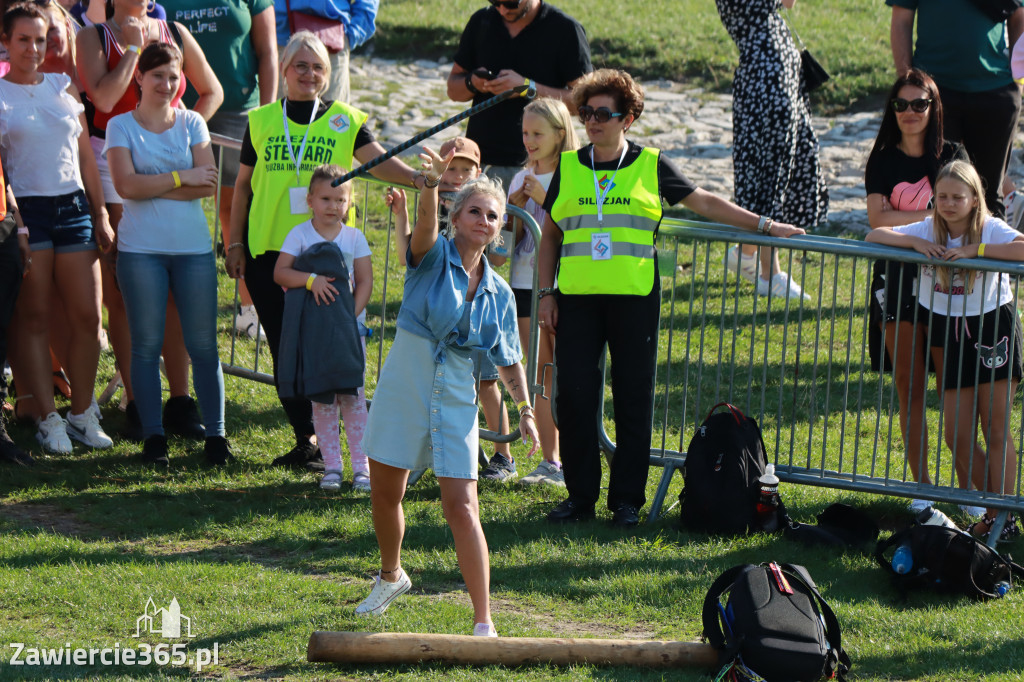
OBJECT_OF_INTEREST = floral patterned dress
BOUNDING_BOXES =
[716,0,829,226]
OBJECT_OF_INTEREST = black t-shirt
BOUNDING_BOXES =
[864,140,965,209]
[453,2,592,167]
[542,141,698,218]
[239,98,375,167]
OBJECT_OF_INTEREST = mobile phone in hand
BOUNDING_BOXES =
[473,67,496,80]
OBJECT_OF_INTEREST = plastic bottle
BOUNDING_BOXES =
[755,465,781,532]
[994,581,1011,598]
[892,544,914,575]
[917,506,958,530]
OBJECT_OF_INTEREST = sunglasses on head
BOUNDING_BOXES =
[489,0,522,9]
[578,105,623,124]
[892,97,932,113]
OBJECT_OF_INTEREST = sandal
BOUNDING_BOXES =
[970,513,1021,544]
[319,470,343,492]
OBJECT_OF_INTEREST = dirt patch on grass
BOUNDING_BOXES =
[1,501,104,538]
[426,589,658,640]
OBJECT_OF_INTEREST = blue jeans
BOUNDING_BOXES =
[117,251,224,438]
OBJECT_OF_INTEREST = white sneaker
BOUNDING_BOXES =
[88,395,102,422]
[960,504,986,518]
[473,622,498,637]
[234,305,266,341]
[756,272,811,301]
[725,245,759,283]
[908,499,931,513]
[355,569,411,616]
[36,412,73,454]
[320,470,343,492]
[520,460,566,486]
[66,409,113,449]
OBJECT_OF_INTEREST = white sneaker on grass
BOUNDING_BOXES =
[725,246,759,283]
[66,410,113,449]
[355,569,411,616]
[960,504,986,518]
[908,499,931,514]
[756,272,811,301]
[520,460,566,486]
[234,305,267,341]
[473,623,498,637]
[36,412,73,454]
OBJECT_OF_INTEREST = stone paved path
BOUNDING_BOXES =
[350,56,1024,234]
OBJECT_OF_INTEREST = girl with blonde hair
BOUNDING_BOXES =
[867,160,1024,542]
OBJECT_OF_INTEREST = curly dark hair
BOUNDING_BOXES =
[571,68,645,121]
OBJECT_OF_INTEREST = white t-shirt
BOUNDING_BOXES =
[507,168,553,290]
[0,73,84,197]
[893,215,1023,316]
[280,220,372,325]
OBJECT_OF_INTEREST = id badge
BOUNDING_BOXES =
[591,232,612,261]
[289,186,308,215]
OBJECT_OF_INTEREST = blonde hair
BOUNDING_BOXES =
[45,4,77,75]
[522,97,579,169]
[280,31,331,97]
[932,159,988,293]
[447,175,507,246]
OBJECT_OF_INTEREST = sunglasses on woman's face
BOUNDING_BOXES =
[489,0,522,9]
[578,106,623,124]
[891,97,932,113]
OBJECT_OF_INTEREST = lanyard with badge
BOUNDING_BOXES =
[589,144,627,261]
[283,99,319,214]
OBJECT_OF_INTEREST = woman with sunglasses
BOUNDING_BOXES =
[537,69,806,526]
[715,0,828,300]
[864,69,968,513]
[225,31,421,470]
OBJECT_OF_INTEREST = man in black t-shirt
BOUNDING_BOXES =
[446,0,592,190]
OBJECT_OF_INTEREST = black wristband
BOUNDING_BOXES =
[465,71,482,96]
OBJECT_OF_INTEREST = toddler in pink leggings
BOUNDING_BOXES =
[273,165,372,492]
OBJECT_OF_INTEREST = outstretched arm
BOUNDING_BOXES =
[408,147,454,267]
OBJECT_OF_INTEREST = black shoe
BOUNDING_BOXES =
[546,498,596,524]
[204,436,235,466]
[0,419,34,466]
[304,450,325,472]
[610,503,641,527]
[141,434,169,468]
[272,439,318,468]
[162,396,205,440]
[122,400,144,442]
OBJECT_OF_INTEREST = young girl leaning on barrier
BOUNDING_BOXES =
[866,160,1023,543]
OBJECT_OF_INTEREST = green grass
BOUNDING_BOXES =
[371,0,894,113]
[2,184,1023,680]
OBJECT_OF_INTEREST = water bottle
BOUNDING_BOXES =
[892,544,914,575]
[994,581,1011,598]
[917,506,958,530]
[755,465,781,532]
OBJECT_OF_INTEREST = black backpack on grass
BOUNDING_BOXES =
[703,562,851,682]
[679,403,768,534]
[875,524,1024,600]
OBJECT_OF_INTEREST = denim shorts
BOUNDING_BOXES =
[18,189,95,253]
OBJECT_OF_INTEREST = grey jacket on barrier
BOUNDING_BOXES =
[278,241,364,404]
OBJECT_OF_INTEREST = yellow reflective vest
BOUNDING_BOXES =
[549,146,662,295]
[246,99,367,256]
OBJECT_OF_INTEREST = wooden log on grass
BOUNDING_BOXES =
[307,631,718,669]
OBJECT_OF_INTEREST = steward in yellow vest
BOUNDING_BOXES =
[549,147,663,296]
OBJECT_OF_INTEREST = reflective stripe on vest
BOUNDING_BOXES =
[550,146,662,295]
[247,100,367,256]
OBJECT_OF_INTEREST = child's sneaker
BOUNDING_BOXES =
[234,305,267,341]
[320,470,343,492]
[473,622,498,637]
[355,569,411,616]
[352,471,371,492]
[36,412,72,454]
[480,453,516,482]
[66,410,113,449]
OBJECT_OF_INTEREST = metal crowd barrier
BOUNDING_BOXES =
[208,132,544,450]
[632,219,1023,545]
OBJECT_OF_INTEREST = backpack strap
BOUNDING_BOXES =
[704,402,746,426]
[779,563,852,681]
[701,564,753,650]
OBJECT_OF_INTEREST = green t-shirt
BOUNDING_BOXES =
[162,0,274,111]
[887,0,1014,92]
